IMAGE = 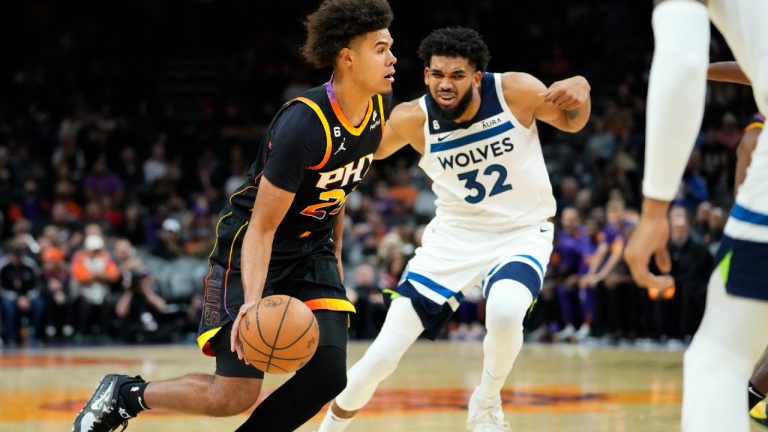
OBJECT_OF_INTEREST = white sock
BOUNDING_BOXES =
[317,403,353,432]
[642,0,710,200]
[479,281,532,399]
[681,268,768,432]
[319,297,423,431]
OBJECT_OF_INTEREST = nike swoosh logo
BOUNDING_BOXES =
[436,132,455,142]
[540,227,553,233]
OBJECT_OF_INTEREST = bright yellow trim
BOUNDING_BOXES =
[224,220,249,290]
[208,211,233,258]
[745,121,765,132]
[718,251,733,285]
[377,94,385,132]
[197,327,222,356]
[295,97,332,170]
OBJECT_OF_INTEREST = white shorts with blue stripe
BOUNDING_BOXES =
[398,217,554,312]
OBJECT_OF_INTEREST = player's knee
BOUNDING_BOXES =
[486,283,532,332]
[360,341,403,377]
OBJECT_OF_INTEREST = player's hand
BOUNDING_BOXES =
[624,198,674,290]
[539,75,590,111]
[231,301,257,364]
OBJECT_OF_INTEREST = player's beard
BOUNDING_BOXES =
[426,88,474,123]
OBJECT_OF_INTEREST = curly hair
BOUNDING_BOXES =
[417,27,491,71]
[301,0,393,69]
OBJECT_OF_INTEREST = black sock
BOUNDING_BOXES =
[119,380,151,415]
[749,381,766,410]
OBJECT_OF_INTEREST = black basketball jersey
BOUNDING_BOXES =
[230,82,388,240]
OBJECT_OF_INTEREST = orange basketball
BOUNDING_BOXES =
[238,295,319,374]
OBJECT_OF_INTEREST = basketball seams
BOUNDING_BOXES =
[273,314,318,350]
[238,294,320,374]
[262,297,292,372]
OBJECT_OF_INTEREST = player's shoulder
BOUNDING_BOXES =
[499,72,546,111]
[277,100,324,128]
[500,71,546,94]
[390,98,426,128]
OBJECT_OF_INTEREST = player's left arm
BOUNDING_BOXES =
[535,75,591,132]
[503,72,591,133]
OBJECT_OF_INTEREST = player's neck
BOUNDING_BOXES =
[330,75,372,127]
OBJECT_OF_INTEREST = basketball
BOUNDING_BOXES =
[238,295,320,374]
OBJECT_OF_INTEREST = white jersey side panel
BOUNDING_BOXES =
[417,72,555,231]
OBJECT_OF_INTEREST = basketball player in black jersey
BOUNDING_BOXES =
[72,1,396,431]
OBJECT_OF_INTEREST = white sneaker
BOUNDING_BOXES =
[574,324,591,342]
[554,324,575,342]
[466,387,509,431]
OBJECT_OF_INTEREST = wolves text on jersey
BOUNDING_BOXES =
[437,137,514,170]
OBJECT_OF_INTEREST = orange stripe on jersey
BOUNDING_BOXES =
[744,121,765,132]
[294,97,333,170]
[197,327,222,356]
[330,96,373,137]
[304,298,356,313]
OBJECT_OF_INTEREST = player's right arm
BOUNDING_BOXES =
[230,103,323,361]
[230,178,295,361]
[375,100,426,159]
[707,61,751,85]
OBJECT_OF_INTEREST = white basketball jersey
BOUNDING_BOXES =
[418,72,555,231]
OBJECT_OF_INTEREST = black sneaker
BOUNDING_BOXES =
[72,374,145,432]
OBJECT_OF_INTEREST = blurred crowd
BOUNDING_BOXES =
[0,0,760,348]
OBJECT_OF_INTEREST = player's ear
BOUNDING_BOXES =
[473,70,483,87]
[338,47,353,68]
[423,67,430,86]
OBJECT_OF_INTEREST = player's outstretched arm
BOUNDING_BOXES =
[707,61,751,85]
[375,100,426,159]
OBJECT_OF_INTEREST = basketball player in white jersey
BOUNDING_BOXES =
[624,1,768,431]
[319,26,591,432]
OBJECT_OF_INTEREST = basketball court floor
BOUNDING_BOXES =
[1,340,762,431]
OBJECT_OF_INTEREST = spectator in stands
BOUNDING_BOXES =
[40,246,73,341]
[552,208,590,342]
[582,199,636,339]
[70,234,120,340]
[0,242,44,347]
[150,217,184,260]
[82,154,124,204]
[349,263,385,340]
[668,205,712,342]
[113,238,167,342]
